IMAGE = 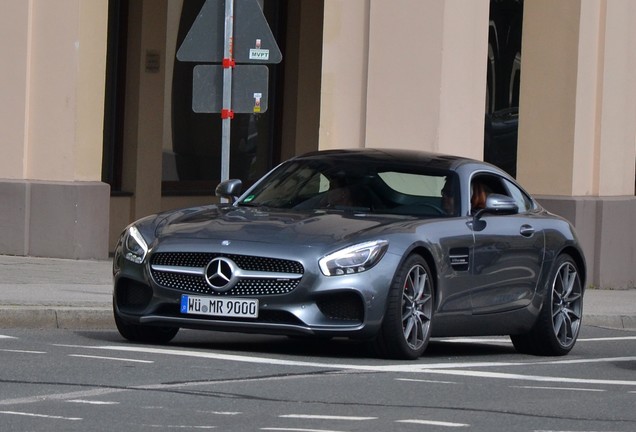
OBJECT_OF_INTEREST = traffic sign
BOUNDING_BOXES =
[192,65,269,113]
[177,0,282,64]
[176,0,282,184]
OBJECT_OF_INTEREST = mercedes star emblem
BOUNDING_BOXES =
[204,257,238,292]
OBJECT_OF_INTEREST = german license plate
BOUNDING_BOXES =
[180,295,258,318]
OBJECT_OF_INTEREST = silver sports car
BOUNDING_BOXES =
[113,148,585,359]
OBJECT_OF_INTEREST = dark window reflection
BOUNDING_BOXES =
[164,0,283,195]
[484,0,523,178]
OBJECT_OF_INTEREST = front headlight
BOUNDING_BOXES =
[123,226,149,264]
[319,240,389,276]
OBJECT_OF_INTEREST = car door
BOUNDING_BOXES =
[469,175,545,314]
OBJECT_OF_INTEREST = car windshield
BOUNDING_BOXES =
[237,157,459,217]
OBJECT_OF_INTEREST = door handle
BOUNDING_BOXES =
[520,224,535,237]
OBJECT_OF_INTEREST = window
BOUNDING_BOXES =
[503,178,534,213]
[471,173,534,215]
[102,0,286,196]
[165,0,285,195]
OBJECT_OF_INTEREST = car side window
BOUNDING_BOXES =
[503,178,533,213]
[470,174,507,214]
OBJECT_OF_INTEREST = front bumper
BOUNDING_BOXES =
[113,246,400,339]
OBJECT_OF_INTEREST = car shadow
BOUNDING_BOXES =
[75,330,517,360]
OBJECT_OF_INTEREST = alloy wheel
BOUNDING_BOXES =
[551,261,583,348]
[401,264,433,351]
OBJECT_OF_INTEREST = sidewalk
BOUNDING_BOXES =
[0,255,634,330]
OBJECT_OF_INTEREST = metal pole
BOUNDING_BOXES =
[221,0,234,183]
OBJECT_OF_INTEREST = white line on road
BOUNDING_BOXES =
[578,336,636,342]
[78,344,635,371]
[0,388,123,406]
[437,336,636,344]
[511,385,606,392]
[82,345,636,387]
[419,368,636,386]
[0,410,82,421]
[261,429,346,432]
[0,335,17,339]
[397,419,469,427]
[196,411,242,415]
[68,354,154,364]
[142,425,216,429]
[66,399,120,405]
[0,349,46,354]
[396,378,458,384]
[279,414,377,421]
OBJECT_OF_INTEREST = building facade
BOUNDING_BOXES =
[1,0,634,289]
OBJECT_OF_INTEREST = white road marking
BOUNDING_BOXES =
[81,345,636,387]
[68,354,154,364]
[279,414,376,421]
[0,388,122,406]
[0,349,46,354]
[578,336,636,342]
[0,335,17,339]
[66,399,120,405]
[438,336,636,344]
[0,410,82,421]
[397,419,469,427]
[261,429,346,432]
[396,378,458,384]
[436,337,511,344]
[196,411,242,416]
[511,385,606,392]
[418,368,636,386]
[142,425,216,429]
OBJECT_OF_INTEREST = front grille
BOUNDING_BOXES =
[150,252,304,296]
[152,252,303,273]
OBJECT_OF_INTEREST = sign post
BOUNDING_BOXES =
[176,0,282,186]
[221,0,235,183]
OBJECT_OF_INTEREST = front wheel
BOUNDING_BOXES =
[375,255,434,360]
[511,254,583,356]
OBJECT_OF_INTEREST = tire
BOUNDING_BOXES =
[511,254,583,356]
[375,255,434,360]
[114,306,179,345]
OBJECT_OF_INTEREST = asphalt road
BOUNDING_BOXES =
[1,326,635,432]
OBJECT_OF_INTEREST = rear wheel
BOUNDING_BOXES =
[114,305,179,344]
[511,254,583,356]
[375,255,434,360]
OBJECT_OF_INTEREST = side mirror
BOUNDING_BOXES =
[474,193,518,220]
[215,179,243,202]
[470,194,519,231]
[483,193,519,215]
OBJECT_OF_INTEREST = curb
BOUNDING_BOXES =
[0,306,114,330]
[584,314,636,331]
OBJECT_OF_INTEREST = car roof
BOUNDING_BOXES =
[295,148,507,176]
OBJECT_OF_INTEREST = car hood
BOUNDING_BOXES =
[155,205,414,248]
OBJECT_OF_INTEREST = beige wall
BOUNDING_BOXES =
[319,0,370,150]
[0,0,29,179]
[518,0,636,197]
[320,0,488,159]
[596,0,636,196]
[0,0,110,259]
[0,0,108,182]
[519,0,636,288]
